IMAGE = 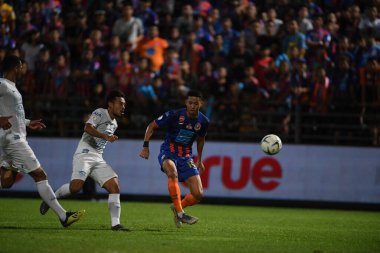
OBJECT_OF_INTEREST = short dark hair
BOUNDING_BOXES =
[106,90,125,104]
[187,90,203,99]
[2,55,22,72]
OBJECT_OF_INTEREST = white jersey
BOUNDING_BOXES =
[75,108,118,155]
[0,78,28,146]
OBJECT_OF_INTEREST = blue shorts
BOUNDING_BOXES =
[158,149,199,182]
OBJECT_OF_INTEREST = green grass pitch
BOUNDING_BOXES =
[0,198,379,253]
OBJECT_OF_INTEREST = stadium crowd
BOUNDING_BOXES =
[0,0,379,145]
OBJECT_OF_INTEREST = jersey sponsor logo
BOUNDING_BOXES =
[186,124,193,129]
[82,149,89,153]
[179,115,185,124]
[194,123,201,131]
[93,111,102,117]
[13,134,20,140]
[175,129,195,144]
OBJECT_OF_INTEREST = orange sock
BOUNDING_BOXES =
[181,194,199,209]
[168,178,183,212]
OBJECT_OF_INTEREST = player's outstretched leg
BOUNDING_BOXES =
[40,183,71,215]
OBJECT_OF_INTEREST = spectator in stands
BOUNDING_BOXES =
[65,11,90,63]
[228,38,254,82]
[105,35,122,73]
[176,4,194,37]
[208,33,227,68]
[0,0,16,33]
[359,7,380,39]
[290,58,310,112]
[282,19,307,57]
[266,8,283,35]
[91,10,112,40]
[193,15,213,49]
[218,16,240,56]
[306,14,331,56]
[180,31,205,74]
[330,55,358,142]
[137,0,159,31]
[21,30,44,72]
[205,8,222,36]
[135,25,168,73]
[359,58,380,145]
[46,27,70,62]
[298,6,313,34]
[44,8,64,36]
[16,11,37,41]
[112,1,144,51]
[310,66,330,114]
[114,50,133,95]
[244,19,262,54]
[167,26,183,52]
[34,47,52,96]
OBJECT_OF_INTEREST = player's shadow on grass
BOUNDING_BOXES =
[0,225,111,231]
[0,226,165,232]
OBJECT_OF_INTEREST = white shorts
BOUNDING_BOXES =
[72,152,117,187]
[0,141,41,173]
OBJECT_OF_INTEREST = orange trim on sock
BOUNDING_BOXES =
[168,178,183,212]
[181,194,198,209]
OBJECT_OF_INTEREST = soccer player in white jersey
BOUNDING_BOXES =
[0,55,84,227]
[39,90,129,231]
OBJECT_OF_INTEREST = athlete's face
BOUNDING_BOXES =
[186,96,202,118]
[109,97,126,118]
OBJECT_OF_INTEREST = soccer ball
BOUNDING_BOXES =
[260,134,282,155]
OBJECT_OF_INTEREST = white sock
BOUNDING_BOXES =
[55,183,71,198]
[36,180,66,221]
[177,211,184,218]
[108,193,121,227]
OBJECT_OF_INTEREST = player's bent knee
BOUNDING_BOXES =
[166,171,178,179]
[193,191,204,201]
[103,177,120,193]
[0,180,14,189]
[70,180,84,194]
[29,168,48,182]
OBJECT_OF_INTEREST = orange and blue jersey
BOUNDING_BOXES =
[155,108,209,158]
[155,108,209,182]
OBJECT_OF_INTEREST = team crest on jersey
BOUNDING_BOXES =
[186,124,193,129]
[194,122,201,131]
[179,115,185,124]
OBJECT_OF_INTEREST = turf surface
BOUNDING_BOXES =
[0,198,379,253]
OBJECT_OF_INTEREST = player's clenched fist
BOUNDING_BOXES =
[106,135,118,142]
[139,148,149,159]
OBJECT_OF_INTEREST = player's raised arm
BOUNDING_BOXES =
[139,121,159,159]
[84,123,118,142]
